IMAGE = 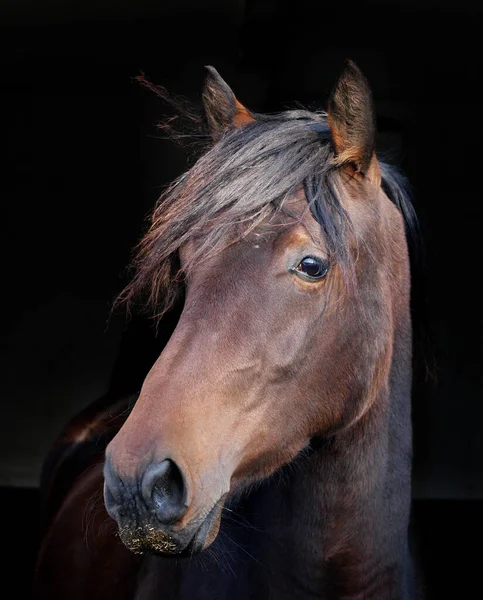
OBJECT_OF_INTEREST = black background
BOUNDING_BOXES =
[1,1,482,598]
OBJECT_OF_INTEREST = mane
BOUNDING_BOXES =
[117,83,417,319]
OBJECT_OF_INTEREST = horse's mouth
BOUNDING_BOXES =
[178,500,224,556]
[118,498,225,557]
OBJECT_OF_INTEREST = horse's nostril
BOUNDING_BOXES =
[142,459,187,524]
[103,459,123,520]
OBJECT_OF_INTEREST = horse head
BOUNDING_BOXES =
[103,62,411,557]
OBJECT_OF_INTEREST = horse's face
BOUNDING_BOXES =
[104,62,409,556]
[104,182,403,555]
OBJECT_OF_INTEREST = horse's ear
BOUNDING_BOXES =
[327,60,380,185]
[202,66,255,141]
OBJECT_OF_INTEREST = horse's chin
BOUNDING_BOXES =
[117,498,224,558]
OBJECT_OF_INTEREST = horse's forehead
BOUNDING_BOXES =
[180,190,323,263]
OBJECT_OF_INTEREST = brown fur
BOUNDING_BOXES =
[34,62,417,599]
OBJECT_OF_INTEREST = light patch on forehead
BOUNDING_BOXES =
[281,226,313,247]
[244,190,329,256]
[277,201,329,253]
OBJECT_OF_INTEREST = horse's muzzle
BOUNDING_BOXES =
[103,457,224,556]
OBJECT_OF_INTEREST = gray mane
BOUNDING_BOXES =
[118,103,416,318]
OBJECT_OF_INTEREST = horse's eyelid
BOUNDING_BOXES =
[289,263,330,281]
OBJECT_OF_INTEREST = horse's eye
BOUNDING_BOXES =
[293,256,330,281]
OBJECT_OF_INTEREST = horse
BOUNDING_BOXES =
[34,61,421,599]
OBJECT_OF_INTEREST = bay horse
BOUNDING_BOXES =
[34,61,421,599]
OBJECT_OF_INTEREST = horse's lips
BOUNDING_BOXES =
[132,495,226,558]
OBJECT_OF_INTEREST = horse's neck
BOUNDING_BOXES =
[251,320,414,599]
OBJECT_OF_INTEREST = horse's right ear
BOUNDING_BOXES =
[202,66,255,142]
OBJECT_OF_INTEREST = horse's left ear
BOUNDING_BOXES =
[202,66,255,142]
[327,60,380,185]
